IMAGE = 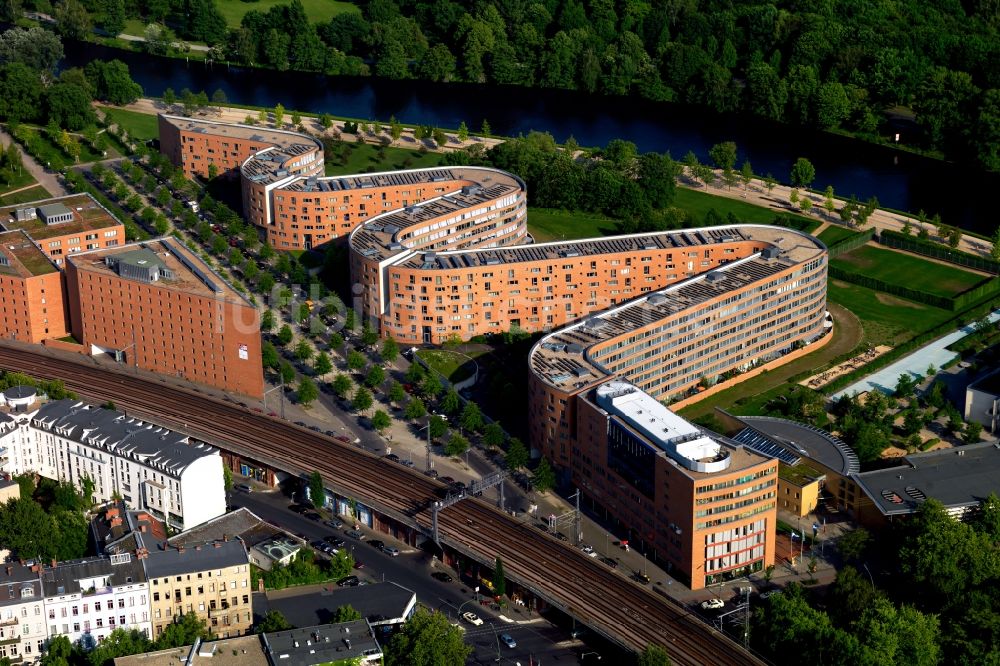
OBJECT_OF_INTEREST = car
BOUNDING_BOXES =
[400,459,415,468]
[345,529,365,540]
[431,572,453,583]
[462,612,483,626]
[633,573,651,584]
[500,633,517,648]
[325,429,337,436]
[759,590,782,599]
[383,546,400,557]
[324,519,344,530]
[353,560,365,569]
[268,412,278,417]
[439,476,456,485]
[369,540,385,551]
[581,545,595,555]
[289,504,308,514]
[337,576,360,587]
[308,425,322,433]
[294,421,307,427]
[600,557,618,569]
[701,598,725,611]
[385,453,400,463]
[323,536,346,548]
[251,407,263,413]
[450,481,467,492]
[304,512,322,521]
[234,483,252,493]
[424,469,439,478]
[310,539,327,550]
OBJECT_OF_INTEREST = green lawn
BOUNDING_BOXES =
[0,185,51,205]
[527,208,619,242]
[0,169,36,196]
[674,187,819,231]
[831,245,985,298]
[817,225,862,246]
[827,279,955,346]
[323,143,445,176]
[216,0,358,27]
[416,349,478,384]
[101,108,159,142]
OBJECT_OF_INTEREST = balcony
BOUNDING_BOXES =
[0,616,19,626]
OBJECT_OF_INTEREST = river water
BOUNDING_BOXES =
[64,42,1000,235]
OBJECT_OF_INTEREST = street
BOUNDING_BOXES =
[231,489,588,664]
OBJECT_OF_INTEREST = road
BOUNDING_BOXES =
[231,489,590,664]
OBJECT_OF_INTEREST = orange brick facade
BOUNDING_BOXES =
[66,240,264,398]
[0,194,125,267]
[0,253,69,344]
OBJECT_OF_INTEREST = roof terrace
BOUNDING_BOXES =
[0,193,122,241]
[0,229,58,277]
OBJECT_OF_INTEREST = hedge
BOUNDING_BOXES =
[826,228,875,257]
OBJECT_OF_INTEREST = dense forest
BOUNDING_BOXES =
[57,0,1000,170]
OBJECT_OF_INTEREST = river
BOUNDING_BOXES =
[64,41,1000,235]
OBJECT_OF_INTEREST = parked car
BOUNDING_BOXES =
[500,633,517,648]
[600,557,618,569]
[234,483,252,493]
[304,512,322,521]
[323,537,346,548]
[383,546,400,557]
[345,529,365,540]
[431,572,453,583]
[385,454,401,463]
[324,519,344,530]
[337,576,360,588]
[462,611,483,626]
[581,545,595,555]
[759,590,782,599]
[701,598,725,610]
[369,540,385,551]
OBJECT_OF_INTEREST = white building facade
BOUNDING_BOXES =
[0,399,225,531]
[0,564,47,663]
[41,555,151,649]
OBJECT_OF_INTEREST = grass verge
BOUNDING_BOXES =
[323,142,445,176]
[101,107,159,142]
[0,185,51,205]
[830,245,984,298]
[216,0,358,28]
[416,349,478,384]
[527,208,618,242]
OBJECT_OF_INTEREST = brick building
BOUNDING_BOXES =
[0,229,68,343]
[65,238,263,398]
[0,194,125,267]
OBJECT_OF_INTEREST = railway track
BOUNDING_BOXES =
[3,344,762,666]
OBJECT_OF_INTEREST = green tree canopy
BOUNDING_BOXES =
[256,610,292,633]
[385,607,471,666]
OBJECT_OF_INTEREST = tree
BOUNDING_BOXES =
[854,597,941,666]
[708,141,738,172]
[88,627,151,666]
[482,422,505,449]
[41,635,75,666]
[824,186,836,216]
[638,644,672,666]
[277,324,293,346]
[261,342,279,370]
[459,401,483,432]
[371,409,391,434]
[764,173,776,194]
[405,362,425,383]
[428,414,448,439]
[480,119,491,137]
[291,111,301,127]
[440,389,461,415]
[533,457,556,492]
[156,612,210,649]
[54,0,92,42]
[273,103,285,127]
[837,528,871,563]
[295,339,314,363]
[361,324,379,347]
[297,377,318,407]
[991,227,1000,262]
[505,437,529,471]
[306,470,326,508]
[949,225,962,249]
[365,365,385,389]
[85,59,143,105]
[964,420,983,444]
[384,607,471,666]
[347,350,366,371]
[445,433,469,456]
[332,604,362,623]
[387,381,406,405]
[433,128,447,146]
[163,87,176,106]
[790,157,816,188]
[0,497,57,560]
[381,337,398,363]
[457,121,469,142]
[420,374,443,399]
[352,387,373,413]
[740,161,754,191]
[256,610,292,633]
[332,374,352,398]
[404,398,427,420]
[493,557,506,598]
[313,352,333,377]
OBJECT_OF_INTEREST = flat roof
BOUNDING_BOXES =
[113,636,267,666]
[778,462,825,486]
[529,225,825,393]
[729,415,860,476]
[0,193,122,241]
[969,369,1000,397]
[141,536,248,579]
[852,441,1000,515]
[0,229,58,277]
[67,238,252,306]
[169,507,281,549]
[262,621,380,665]
[258,581,416,628]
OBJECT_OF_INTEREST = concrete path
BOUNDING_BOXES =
[0,128,64,197]
[832,309,1000,399]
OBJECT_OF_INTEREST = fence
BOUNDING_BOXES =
[825,228,874,257]
[878,229,1000,274]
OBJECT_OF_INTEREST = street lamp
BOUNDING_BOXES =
[862,563,875,592]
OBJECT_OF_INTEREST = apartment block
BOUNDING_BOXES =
[0,230,68,343]
[0,194,125,267]
[0,398,226,531]
[40,555,150,647]
[142,538,252,640]
[572,382,777,589]
[65,238,263,398]
[0,563,46,663]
